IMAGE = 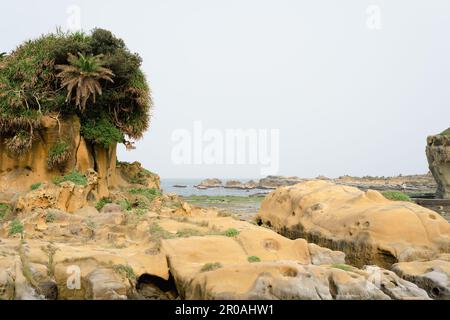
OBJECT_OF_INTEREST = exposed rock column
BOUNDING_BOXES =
[426,133,450,199]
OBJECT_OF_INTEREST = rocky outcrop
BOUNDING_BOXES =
[224,180,257,189]
[426,132,450,199]
[116,161,160,190]
[195,178,222,189]
[258,176,305,189]
[0,115,160,200]
[182,262,428,300]
[392,253,450,299]
[161,226,428,300]
[0,193,430,300]
[0,115,115,198]
[256,180,450,268]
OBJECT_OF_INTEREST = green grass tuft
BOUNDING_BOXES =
[331,264,353,272]
[112,264,136,280]
[95,197,112,211]
[0,203,12,221]
[175,228,203,238]
[117,199,132,211]
[45,211,56,223]
[200,262,223,272]
[247,256,261,263]
[224,228,239,237]
[440,128,450,136]
[382,191,411,202]
[47,140,70,169]
[9,219,24,236]
[129,188,161,202]
[30,182,42,191]
[81,118,124,148]
[53,171,87,186]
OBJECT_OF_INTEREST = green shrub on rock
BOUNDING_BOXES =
[47,140,70,169]
[9,219,24,236]
[381,191,411,202]
[53,171,87,186]
[95,197,112,210]
[200,262,222,272]
[30,182,42,191]
[0,203,11,220]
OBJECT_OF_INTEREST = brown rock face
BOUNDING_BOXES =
[0,115,160,200]
[256,180,450,268]
[426,133,450,199]
[0,115,115,197]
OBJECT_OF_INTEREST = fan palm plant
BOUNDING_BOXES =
[56,52,114,111]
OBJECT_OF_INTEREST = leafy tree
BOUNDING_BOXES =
[0,28,152,157]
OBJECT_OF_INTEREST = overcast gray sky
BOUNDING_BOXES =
[2,0,450,179]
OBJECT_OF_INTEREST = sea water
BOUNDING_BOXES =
[160,179,270,197]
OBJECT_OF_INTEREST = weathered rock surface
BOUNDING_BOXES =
[257,180,450,268]
[392,253,450,299]
[199,174,437,193]
[162,235,428,300]
[258,176,306,189]
[0,115,160,200]
[116,161,160,190]
[224,180,257,189]
[426,132,450,199]
[0,182,434,300]
[196,178,222,189]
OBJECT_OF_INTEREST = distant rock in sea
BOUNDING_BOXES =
[195,178,222,189]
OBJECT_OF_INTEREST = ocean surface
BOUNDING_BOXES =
[160,179,270,197]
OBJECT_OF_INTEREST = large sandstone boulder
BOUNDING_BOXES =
[256,180,450,268]
[392,253,450,299]
[161,233,428,300]
[426,132,450,199]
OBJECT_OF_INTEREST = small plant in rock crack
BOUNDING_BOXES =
[9,219,24,237]
[46,211,56,223]
[200,262,223,272]
[0,203,12,221]
[112,264,136,280]
[85,218,96,230]
[247,256,261,263]
[224,228,239,237]
[30,182,42,191]
[95,197,112,211]
[47,140,70,169]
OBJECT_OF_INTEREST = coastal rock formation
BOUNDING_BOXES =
[392,253,450,299]
[197,174,437,193]
[426,131,450,199]
[258,176,305,189]
[0,115,114,198]
[0,188,430,300]
[116,161,160,190]
[182,262,428,300]
[0,115,160,199]
[162,228,427,300]
[256,180,450,268]
[224,180,257,189]
[196,178,222,189]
